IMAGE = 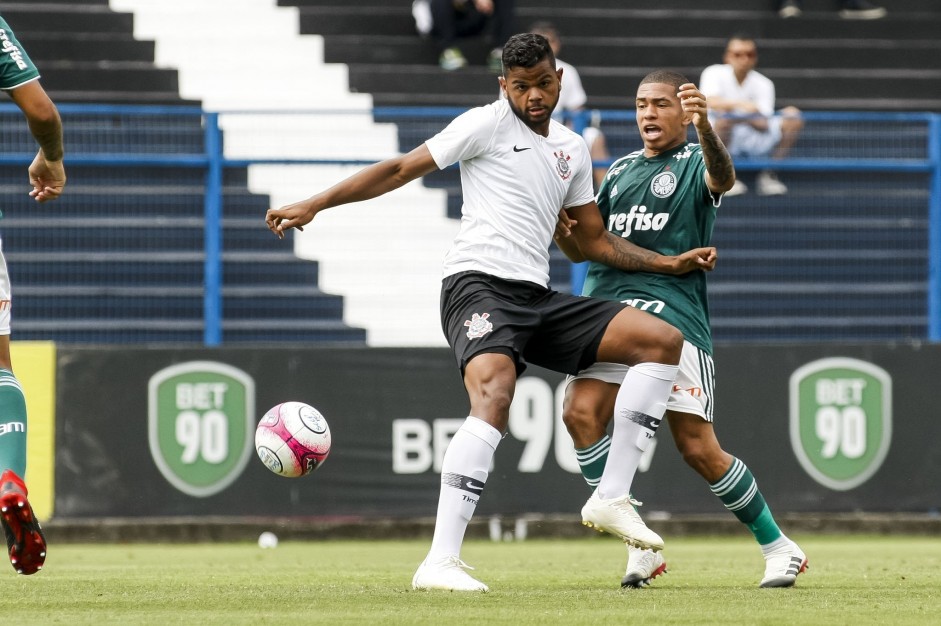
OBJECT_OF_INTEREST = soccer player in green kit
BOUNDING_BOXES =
[555,70,807,589]
[0,13,66,575]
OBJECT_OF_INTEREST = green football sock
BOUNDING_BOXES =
[574,435,610,489]
[0,368,27,477]
[710,457,782,546]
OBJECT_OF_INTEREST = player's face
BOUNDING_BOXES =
[499,58,561,136]
[635,82,691,156]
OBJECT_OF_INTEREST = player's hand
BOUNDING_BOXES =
[265,198,320,239]
[28,151,66,202]
[672,246,717,273]
[553,209,577,240]
[677,83,709,129]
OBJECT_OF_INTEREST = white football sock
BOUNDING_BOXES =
[426,415,502,561]
[597,362,677,500]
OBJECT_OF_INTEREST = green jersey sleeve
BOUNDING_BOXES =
[0,16,40,90]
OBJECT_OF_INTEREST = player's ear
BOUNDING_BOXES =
[498,76,507,98]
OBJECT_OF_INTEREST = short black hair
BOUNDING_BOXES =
[501,33,555,73]
[639,69,689,91]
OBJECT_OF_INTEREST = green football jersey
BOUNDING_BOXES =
[0,16,39,90]
[583,142,718,354]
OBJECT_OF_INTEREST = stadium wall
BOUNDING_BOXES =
[47,343,940,521]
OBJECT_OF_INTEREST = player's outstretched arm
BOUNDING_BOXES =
[566,201,716,274]
[266,144,439,238]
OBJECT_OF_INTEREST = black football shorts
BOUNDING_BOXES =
[440,270,625,376]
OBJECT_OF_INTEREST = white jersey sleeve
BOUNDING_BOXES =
[426,105,498,170]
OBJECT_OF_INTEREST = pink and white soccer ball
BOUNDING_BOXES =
[255,402,331,478]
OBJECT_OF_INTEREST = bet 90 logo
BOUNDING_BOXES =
[789,357,892,491]
[148,361,255,497]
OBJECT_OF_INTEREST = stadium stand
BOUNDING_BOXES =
[0,0,368,344]
[296,0,941,112]
[2,0,939,344]
[284,0,940,342]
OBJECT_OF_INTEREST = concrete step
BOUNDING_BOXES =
[325,34,941,71]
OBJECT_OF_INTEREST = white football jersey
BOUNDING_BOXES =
[427,98,594,287]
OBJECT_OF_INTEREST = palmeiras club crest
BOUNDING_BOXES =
[464,312,493,339]
[651,170,677,198]
[554,150,572,180]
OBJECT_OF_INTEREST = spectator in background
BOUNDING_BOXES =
[775,0,886,19]
[412,0,516,72]
[0,12,66,576]
[699,34,803,196]
[529,21,609,188]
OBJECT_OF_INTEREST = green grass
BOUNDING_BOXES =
[3,535,939,625]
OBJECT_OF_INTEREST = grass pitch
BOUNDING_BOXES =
[3,535,939,625]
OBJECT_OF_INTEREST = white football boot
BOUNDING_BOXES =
[411,555,489,592]
[581,489,664,551]
[621,545,667,588]
[760,539,808,588]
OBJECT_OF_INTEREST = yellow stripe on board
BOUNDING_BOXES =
[10,341,56,520]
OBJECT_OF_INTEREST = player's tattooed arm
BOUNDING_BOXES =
[565,202,716,274]
[599,231,662,270]
[602,233,717,274]
[699,125,736,192]
[677,82,735,194]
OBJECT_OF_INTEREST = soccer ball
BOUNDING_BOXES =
[254,401,331,478]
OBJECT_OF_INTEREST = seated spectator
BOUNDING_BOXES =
[700,34,803,196]
[775,0,886,20]
[529,21,609,188]
[412,0,516,72]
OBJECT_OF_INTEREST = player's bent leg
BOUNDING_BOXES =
[596,306,683,368]
[563,377,618,488]
[622,545,667,589]
[666,412,732,484]
[583,311,678,551]
[668,414,807,586]
[562,377,617,449]
[0,469,46,575]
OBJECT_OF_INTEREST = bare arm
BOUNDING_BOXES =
[678,83,735,194]
[566,202,716,274]
[8,80,66,202]
[266,143,440,238]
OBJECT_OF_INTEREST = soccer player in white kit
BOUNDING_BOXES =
[0,13,66,576]
[266,33,718,592]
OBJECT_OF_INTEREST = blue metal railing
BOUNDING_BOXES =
[0,104,938,344]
